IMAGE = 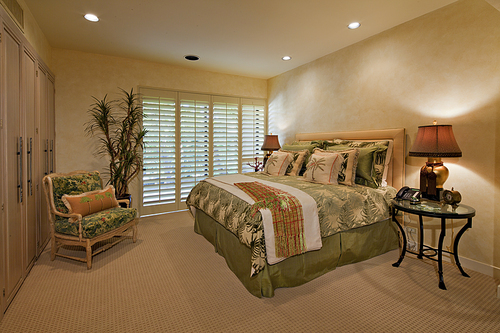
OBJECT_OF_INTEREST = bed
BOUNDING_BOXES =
[186,128,405,297]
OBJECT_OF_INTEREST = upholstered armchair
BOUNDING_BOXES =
[42,170,138,269]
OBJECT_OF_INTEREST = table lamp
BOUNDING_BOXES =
[261,134,281,166]
[409,122,461,201]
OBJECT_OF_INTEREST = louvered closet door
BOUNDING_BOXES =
[39,74,55,250]
[37,65,51,250]
[179,93,210,203]
[2,23,24,305]
[142,90,178,215]
[241,99,266,173]
[213,96,239,176]
[23,48,38,269]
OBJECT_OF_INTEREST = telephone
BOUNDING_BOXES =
[396,186,421,201]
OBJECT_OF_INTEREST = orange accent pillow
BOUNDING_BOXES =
[62,185,119,221]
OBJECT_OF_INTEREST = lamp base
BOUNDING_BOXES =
[419,158,448,201]
[421,188,443,201]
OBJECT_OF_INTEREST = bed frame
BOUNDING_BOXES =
[193,128,406,297]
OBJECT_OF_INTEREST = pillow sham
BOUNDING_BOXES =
[281,143,319,155]
[327,144,387,188]
[289,140,325,149]
[279,149,309,176]
[263,151,293,176]
[325,139,392,186]
[62,185,119,222]
[303,152,344,185]
[313,148,359,186]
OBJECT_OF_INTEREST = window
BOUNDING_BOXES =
[213,96,239,176]
[140,88,266,215]
[241,99,265,172]
[179,93,210,202]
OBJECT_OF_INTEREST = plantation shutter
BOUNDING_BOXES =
[179,93,210,201]
[241,99,266,173]
[213,96,239,176]
[141,89,178,215]
[140,87,266,215]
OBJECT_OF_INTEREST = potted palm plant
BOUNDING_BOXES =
[85,88,147,206]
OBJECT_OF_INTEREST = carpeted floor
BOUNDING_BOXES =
[1,211,499,333]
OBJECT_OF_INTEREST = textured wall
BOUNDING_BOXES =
[268,0,500,274]
[52,49,267,210]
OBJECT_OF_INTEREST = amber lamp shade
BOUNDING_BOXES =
[261,134,281,166]
[409,124,462,200]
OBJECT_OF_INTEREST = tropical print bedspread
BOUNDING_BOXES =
[186,173,397,275]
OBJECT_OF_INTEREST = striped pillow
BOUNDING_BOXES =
[313,148,359,186]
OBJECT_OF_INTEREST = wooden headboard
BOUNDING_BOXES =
[295,128,405,189]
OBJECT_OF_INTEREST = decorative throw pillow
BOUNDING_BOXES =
[282,141,323,168]
[51,171,102,215]
[303,152,344,185]
[279,149,309,176]
[62,185,119,222]
[326,139,391,187]
[315,147,360,186]
[263,151,293,176]
[328,145,388,188]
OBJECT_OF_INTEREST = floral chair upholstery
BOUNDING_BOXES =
[43,170,138,269]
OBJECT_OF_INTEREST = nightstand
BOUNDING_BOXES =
[391,199,475,290]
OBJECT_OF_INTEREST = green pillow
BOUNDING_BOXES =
[327,145,387,188]
[290,140,325,149]
[326,140,390,186]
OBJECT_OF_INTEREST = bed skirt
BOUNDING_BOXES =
[193,209,399,297]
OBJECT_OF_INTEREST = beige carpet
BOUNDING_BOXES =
[1,211,499,333]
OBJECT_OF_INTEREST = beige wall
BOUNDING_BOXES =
[268,0,500,275]
[52,48,267,210]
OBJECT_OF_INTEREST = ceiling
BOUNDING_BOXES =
[23,0,459,79]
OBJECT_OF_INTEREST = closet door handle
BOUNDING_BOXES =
[17,137,23,203]
[50,139,54,173]
[44,139,49,175]
[27,138,33,196]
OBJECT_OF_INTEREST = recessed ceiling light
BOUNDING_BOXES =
[348,22,361,29]
[282,56,291,61]
[184,55,200,61]
[84,13,99,22]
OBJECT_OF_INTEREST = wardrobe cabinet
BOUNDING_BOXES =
[0,9,55,319]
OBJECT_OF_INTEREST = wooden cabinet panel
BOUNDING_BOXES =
[0,11,55,315]
[23,49,38,269]
[2,23,24,306]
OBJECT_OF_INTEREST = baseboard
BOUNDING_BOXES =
[441,253,499,278]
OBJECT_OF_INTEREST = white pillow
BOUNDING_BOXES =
[303,152,344,185]
[313,148,359,186]
[263,151,293,176]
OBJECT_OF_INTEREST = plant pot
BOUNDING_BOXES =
[117,194,132,208]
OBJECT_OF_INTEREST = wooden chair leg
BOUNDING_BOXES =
[132,223,138,243]
[86,240,92,269]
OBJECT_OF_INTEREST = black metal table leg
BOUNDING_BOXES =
[392,206,407,267]
[453,217,472,277]
[418,215,424,259]
[391,199,475,290]
[438,217,447,290]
